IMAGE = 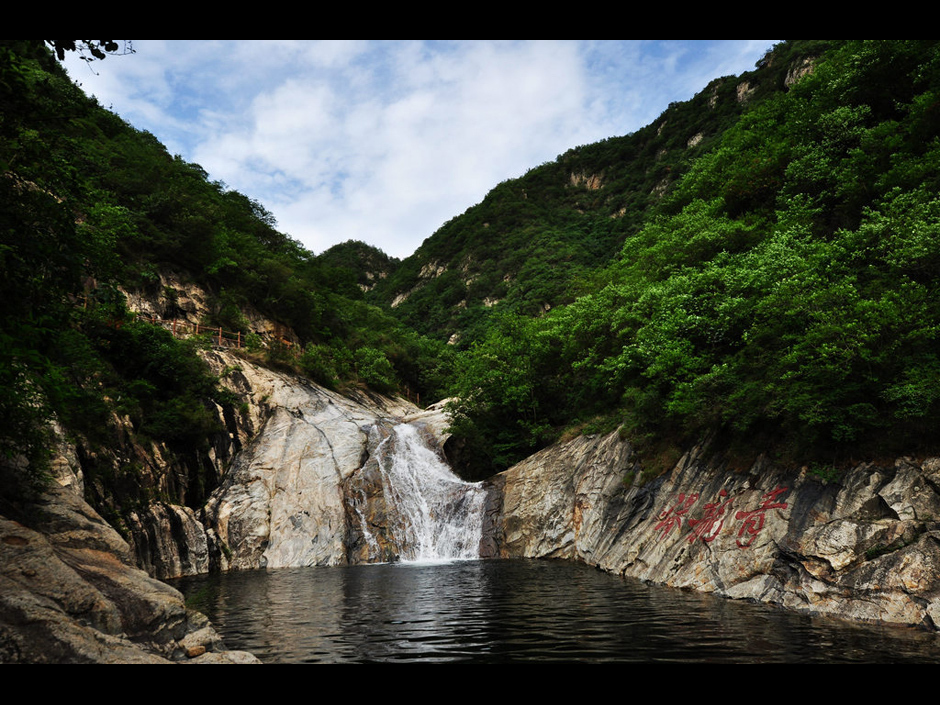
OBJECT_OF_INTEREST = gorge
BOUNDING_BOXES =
[5,345,940,662]
[5,39,940,663]
[183,352,940,632]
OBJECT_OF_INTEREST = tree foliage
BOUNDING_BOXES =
[447,40,940,470]
[5,38,940,492]
[0,41,444,503]
[43,40,133,62]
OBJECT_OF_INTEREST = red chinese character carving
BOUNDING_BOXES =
[734,486,789,549]
[687,489,734,543]
[654,493,698,540]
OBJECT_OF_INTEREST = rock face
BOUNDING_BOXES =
[189,352,477,571]
[122,270,300,347]
[127,503,214,579]
[106,350,440,577]
[0,480,260,663]
[201,353,433,569]
[0,346,467,663]
[493,430,940,630]
[67,342,479,580]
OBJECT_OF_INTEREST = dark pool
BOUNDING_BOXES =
[172,558,940,663]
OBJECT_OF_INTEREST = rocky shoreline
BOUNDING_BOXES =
[494,430,940,630]
[0,481,259,663]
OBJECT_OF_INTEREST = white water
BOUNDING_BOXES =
[376,423,486,563]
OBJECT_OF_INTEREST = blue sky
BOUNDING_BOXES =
[64,40,778,259]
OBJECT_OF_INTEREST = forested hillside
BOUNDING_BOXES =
[0,40,450,506]
[371,41,831,346]
[440,40,940,478]
[3,39,940,500]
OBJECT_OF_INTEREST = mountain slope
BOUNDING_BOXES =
[373,40,833,347]
[0,41,448,513]
[442,40,940,477]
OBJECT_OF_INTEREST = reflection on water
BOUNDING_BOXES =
[172,559,940,664]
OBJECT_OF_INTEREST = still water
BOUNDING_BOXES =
[172,558,940,663]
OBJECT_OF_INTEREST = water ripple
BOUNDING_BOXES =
[173,559,940,664]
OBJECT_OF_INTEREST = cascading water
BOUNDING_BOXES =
[375,423,486,562]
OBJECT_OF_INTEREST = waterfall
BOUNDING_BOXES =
[376,423,486,562]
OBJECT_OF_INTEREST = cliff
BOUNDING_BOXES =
[123,348,451,575]
[199,350,430,569]
[493,429,940,630]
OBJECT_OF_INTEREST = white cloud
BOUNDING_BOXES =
[64,40,776,259]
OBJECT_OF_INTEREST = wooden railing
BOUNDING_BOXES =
[136,313,247,349]
[135,313,302,355]
[76,293,307,358]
